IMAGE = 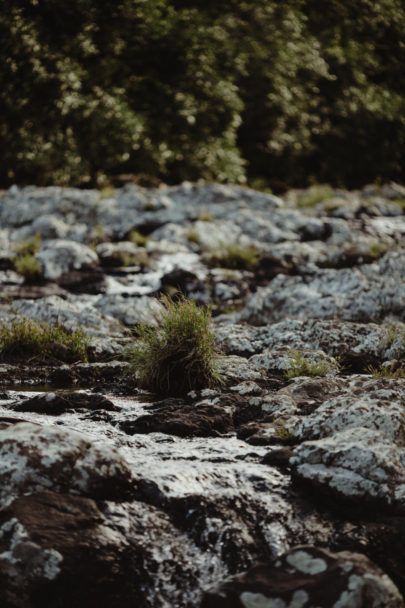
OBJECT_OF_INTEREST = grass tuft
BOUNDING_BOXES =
[13,233,41,257]
[284,351,331,379]
[129,230,150,247]
[125,295,222,395]
[206,243,259,270]
[12,233,43,283]
[367,362,405,379]
[13,254,43,283]
[0,319,90,362]
[297,185,335,208]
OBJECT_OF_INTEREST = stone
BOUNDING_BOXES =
[290,428,405,512]
[37,239,98,280]
[9,391,119,415]
[290,377,405,444]
[0,422,133,506]
[201,546,405,608]
[12,294,125,337]
[0,492,135,608]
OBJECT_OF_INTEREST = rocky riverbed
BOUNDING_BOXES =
[0,182,404,607]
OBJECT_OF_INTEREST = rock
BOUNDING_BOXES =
[96,241,147,268]
[0,492,135,608]
[58,269,106,294]
[94,294,163,326]
[290,377,405,444]
[201,545,405,608]
[10,391,119,415]
[216,355,266,385]
[214,319,396,362]
[37,239,98,280]
[250,348,339,376]
[238,254,405,325]
[11,214,71,240]
[120,398,233,437]
[290,428,405,512]
[12,294,125,337]
[0,422,133,505]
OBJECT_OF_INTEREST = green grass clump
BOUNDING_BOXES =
[12,233,43,283]
[186,230,200,244]
[0,319,90,362]
[207,243,259,270]
[297,185,335,208]
[125,296,222,395]
[198,211,213,222]
[129,230,150,247]
[13,254,43,283]
[99,186,116,200]
[367,362,405,379]
[368,241,387,258]
[284,351,331,379]
[13,233,41,257]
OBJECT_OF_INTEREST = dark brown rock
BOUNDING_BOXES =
[0,492,135,608]
[120,399,233,437]
[201,545,404,608]
[10,391,120,415]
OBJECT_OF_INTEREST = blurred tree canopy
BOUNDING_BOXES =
[1,0,404,189]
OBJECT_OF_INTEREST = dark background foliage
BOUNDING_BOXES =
[1,0,404,190]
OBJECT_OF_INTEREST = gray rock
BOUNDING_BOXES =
[0,422,133,506]
[37,239,98,279]
[290,427,405,511]
[12,294,125,337]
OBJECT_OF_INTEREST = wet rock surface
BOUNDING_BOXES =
[0,182,404,606]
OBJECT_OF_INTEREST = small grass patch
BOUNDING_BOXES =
[13,254,43,283]
[13,233,41,257]
[129,230,150,247]
[297,185,335,208]
[186,230,200,244]
[125,295,222,395]
[369,241,387,258]
[393,198,405,210]
[367,362,405,379]
[206,243,259,270]
[198,211,213,222]
[118,251,149,267]
[12,233,43,283]
[99,186,116,200]
[0,319,90,362]
[284,351,331,379]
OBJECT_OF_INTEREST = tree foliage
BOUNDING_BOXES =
[1,0,404,189]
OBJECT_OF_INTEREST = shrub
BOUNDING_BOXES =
[125,296,222,395]
[0,319,90,362]
[206,243,259,270]
[284,351,331,379]
[13,254,43,283]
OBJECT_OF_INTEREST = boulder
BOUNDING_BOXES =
[37,239,98,280]
[201,545,404,608]
[290,428,405,512]
[0,422,133,506]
